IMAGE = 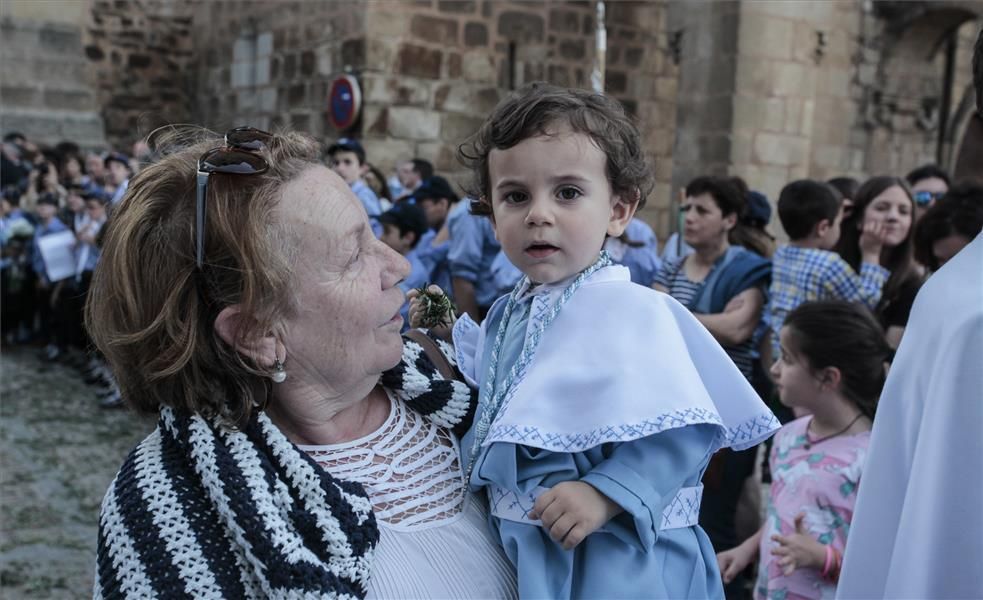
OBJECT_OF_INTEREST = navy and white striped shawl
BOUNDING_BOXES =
[95,333,475,599]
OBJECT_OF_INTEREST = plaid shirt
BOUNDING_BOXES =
[768,245,889,355]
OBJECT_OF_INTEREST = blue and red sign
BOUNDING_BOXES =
[327,75,362,131]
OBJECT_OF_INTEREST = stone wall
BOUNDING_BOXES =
[81,0,195,149]
[0,0,106,150]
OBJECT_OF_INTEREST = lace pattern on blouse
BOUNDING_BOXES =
[304,394,467,531]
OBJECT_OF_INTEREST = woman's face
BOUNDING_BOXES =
[682,192,734,249]
[279,166,410,395]
[862,185,913,248]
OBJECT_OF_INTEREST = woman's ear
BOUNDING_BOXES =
[607,189,639,237]
[723,211,739,233]
[214,305,280,368]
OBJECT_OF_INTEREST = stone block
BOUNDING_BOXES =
[753,132,809,167]
[548,64,571,87]
[440,112,483,143]
[464,22,488,47]
[737,13,793,60]
[364,137,417,173]
[549,8,581,34]
[411,15,459,45]
[730,131,753,165]
[653,76,678,101]
[418,141,460,172]
[38,25,82,54]
[259,87,277,112]
[396,44,443,79]
[773,61,814,97]
[232,61,251,88]
[258,32,274,57]
[498,11,544,43]
[448,53,462,79]
[733,56,772,95]
[366,38,398,71]
[800,99,814,137]
[284,54,297,80]
[388,106,440,140]
[43,88,95,110]
[461,51,497,84]
[255,58,271,86]
[1,85,41,107]
[733,95,784,133]
[558,39,586,60]
[816,66,850,98]
[438,0,477,13]
[813,144,844,169]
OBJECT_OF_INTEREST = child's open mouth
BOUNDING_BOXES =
[525,243,559,259]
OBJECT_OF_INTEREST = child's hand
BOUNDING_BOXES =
[858,220,888,263]
[770,514,826,576]
[717,543,756,584]
[527,481,623,550]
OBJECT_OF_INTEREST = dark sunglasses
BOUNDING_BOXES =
[196,127,272,267]
[913,190,945,207]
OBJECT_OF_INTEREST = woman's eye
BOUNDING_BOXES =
[557,187,581,201]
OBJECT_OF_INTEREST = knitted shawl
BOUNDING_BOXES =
[95,332,476,599]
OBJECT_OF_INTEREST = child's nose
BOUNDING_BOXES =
[524,198,553,226]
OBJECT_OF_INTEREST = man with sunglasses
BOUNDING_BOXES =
[904,163,950,222]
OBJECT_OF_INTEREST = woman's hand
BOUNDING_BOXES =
[770,514,826,576]
[858,220,888,264]
[717,541,757,584]
[528,481,623,550]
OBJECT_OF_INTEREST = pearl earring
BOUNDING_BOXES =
[271,358,286,383]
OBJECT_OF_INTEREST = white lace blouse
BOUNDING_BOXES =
[301,392,517,599]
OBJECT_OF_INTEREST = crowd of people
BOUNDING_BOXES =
[3,76,981,598]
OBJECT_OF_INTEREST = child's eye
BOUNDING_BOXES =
[557,187,581,201]
[503,191,527,204]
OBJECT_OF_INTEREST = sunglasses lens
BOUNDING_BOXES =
[226,127,272,151]
[199,148,268,174]
[914,191,933,206]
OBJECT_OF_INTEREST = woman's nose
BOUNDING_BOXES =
[381,243,411,289]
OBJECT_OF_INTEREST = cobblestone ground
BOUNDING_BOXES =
[1,347,153,599]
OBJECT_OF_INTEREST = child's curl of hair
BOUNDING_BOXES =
[458,82,655,217]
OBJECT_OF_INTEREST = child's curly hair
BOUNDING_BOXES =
[458,82,655,216]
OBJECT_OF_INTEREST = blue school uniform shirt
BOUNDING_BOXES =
[350,179,383,237]
[447,201,501,310]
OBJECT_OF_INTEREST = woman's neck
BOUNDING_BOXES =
[267,382,390,446]
[807,394,870,439]
[691,238,729,267]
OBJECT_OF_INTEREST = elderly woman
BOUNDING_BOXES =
[86,128,516,598]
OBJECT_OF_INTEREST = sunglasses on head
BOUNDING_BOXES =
[913,190,945,207]
[196,127,272,268]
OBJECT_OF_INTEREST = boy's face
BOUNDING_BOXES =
[86,200,106,221]
[379,223,412,255]
[488,126,634,285]
[418,197,448,229]
[108,161,129,186]
[37,204,57,221]
[329,151,362,185]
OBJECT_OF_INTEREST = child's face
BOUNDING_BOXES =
[379,223,411,255]
[770,326,821,409]
[487,127,634,285]
[418,197,448,229]
[329,151,362,185]
[86,200,106,222]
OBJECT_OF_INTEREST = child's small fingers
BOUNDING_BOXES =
[549,514,576,545]
[406,289,420,300]
[532,491,555,516]
[561,525,587,550]
[427,284,443,295]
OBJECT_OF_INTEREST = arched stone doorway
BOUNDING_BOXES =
[864,3,981,176]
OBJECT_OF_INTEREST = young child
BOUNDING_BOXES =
[410,82,779,598]
[716,300,890,599]
[767,180,889,361]
[325,137,383,236]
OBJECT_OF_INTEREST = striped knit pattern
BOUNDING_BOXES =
[380,331,478,439]
[95,406,378,599]
[96,338,475,599]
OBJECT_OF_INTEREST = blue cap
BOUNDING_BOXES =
[326,137,366,163]
[746,191,771,225]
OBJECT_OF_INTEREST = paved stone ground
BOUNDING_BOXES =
[1,347,153,599]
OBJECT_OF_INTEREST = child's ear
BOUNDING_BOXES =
[819,365,842,391]
[815,218,831,239]
[606,189,639,237]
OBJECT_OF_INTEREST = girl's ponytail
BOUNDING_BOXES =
[784,301,892,419]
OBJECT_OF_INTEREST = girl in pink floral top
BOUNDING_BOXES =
[717,301,891,600]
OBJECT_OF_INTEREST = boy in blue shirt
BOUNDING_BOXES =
[326,138,383,236]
